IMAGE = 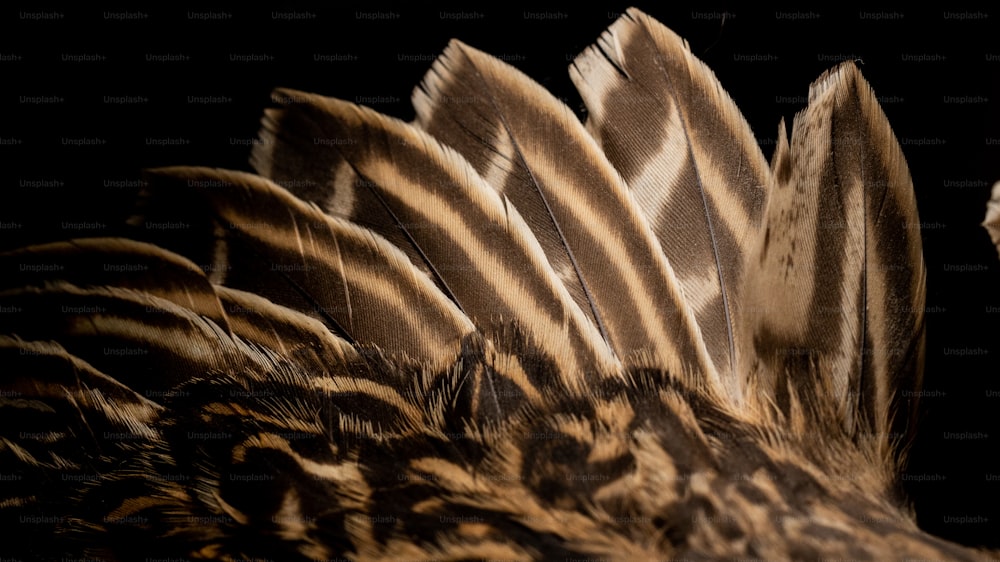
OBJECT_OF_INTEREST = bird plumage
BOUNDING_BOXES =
[1,7,991,561]
[985,181,1000,258]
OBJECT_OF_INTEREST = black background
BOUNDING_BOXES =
[2,3,998,551]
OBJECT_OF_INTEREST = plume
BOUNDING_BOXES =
[985,181,1000,257]
[742,62,927,461]
[408,40,717,389]
[570,11,769,400]
[2,7,991,561]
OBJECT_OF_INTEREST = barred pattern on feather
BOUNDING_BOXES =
[2,8,993,561]
[985,182,1000,259]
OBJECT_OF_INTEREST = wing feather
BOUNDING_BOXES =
[136,167,474,372]
[571,8,770,398]
[0,283,247,394]
[743,63,926,465]
[0,238,232,332]
[216,285,361,375]
[412,40,717,389]
[984,181,1000,258]
[252,92,620,391]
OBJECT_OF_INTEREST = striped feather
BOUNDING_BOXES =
[985,181,1000,257]
[3,8,993,561]
[252,91,619,390]
[0,283,236,384]
[411,40,718,391]
[134,167,473,372]
[570,8,770,397]
[250,94,449,297]
[0,336,166,560]
[0,238,231,332]
[216,285,360,375]
[742,63,926,465]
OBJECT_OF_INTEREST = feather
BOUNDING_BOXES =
[251,95,449,297]
[0,238,232,332]
[411,41,716,390]
[985,181,1000,258]
[742,63,926,464]
[134,167,474,372]
[0,336,163,519]
[0,282,247,393]
[570,8,770,398]
[215,285,360,375]
[2,8,992,561]
[252,90,620,390]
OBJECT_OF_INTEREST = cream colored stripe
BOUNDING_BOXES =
[311,376,425,425]
[228,207,473,366]
[367,158,616,383]
[235,433,368,489]
[542,163,711,377]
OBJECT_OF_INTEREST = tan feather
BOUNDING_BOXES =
[0,238,232,332]
[136,167,474,372]
[216,285,361,376]
[412,39,717,390]
[0,281,247,393]
[742,63,926,465]
[252,90,620,390]
[570,8,770,398]
[251,96,450,298]
[985,181,1000,258]
[0,335,163,496]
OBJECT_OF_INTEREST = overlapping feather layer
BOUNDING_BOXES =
[3,7,986,561]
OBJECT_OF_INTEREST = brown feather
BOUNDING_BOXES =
[252,90,620,390]
[413,39,717,389]
[984,181,1000,258]
[571,8,770,397]
[136,167,474,371]
[0,238,231,332]
[742,63,926,467]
